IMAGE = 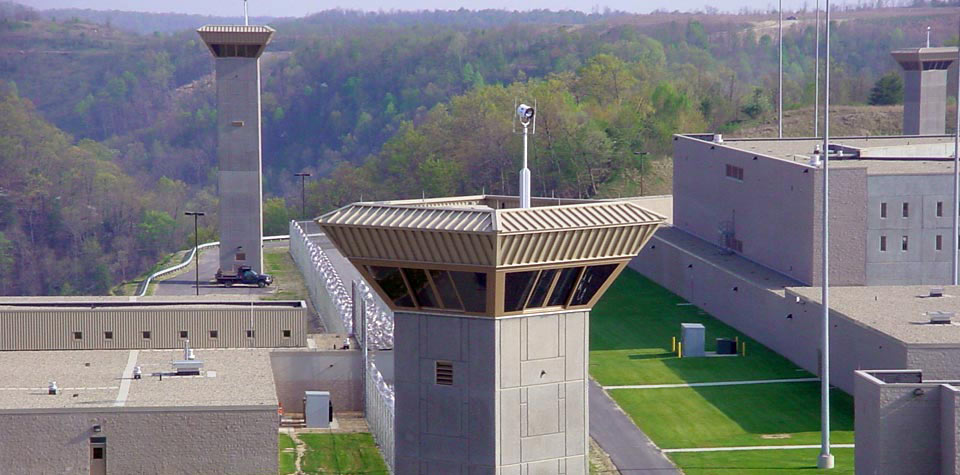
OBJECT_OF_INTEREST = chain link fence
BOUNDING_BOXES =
[289,220,395,472]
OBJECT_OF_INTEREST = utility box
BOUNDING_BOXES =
[716,338,737,355]
[681,323,705,357]
[304,391,332,428]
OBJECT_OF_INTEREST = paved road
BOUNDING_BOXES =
[590,380,679,474]
[153,241,286,297]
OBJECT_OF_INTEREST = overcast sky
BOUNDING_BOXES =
[17,0,826,17]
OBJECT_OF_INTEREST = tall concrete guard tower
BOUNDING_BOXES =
[320,195,664,474]
[892,47,957,135]
[197,24,274,274]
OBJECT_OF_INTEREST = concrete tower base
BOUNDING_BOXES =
[394,310,589,474]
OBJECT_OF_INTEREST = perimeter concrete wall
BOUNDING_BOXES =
[0,407,277,475]
[630,229,908,394]
[270,350,363,412]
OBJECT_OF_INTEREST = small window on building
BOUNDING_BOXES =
[570,264,619,306]
[368,266,416,308]
[435,360,453,386]
[880,235,887,252]
[504,271,538,312]
[526,269,559,309]
[92,446,104,460]
[902,235,909,251]
[179,330,188,339]
[282,329,291,338]
[246,330,255,338]
[209,330,218,339]
[548,267,584,307]
[236,252,246,261]
[402,268,440,308]
[725,164,744,181]
[937,235,943,251]
[937,201,944,217]
[448,271,487,313]
[880,202,887,218]
[73,331,83,340]
[142,331,151,340]
[902,202,909,218]
[104,331,113,340]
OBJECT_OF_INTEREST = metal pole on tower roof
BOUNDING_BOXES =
[953,16,959,286]
[244,0,249,26]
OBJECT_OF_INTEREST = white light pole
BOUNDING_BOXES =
[954,16,959,286]
[815,0,820,137]
[818,0,834,470]
[517,103,536,209]
[244,0,249,26]
[779,0,784,138]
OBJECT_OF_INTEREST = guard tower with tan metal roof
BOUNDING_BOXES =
[319,195,665,474]
[892,47,958,135]
[197,25,274,275]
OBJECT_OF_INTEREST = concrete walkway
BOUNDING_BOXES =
[663,444,855,453]
[589,380,679,474]
[604,377,819,390]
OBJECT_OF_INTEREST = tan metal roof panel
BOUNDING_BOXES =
[496,201,665,234]
[322,204,495,233]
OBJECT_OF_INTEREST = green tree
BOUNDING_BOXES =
[263,197,294,235]
[136,210,175,255]
[868,73,903,106]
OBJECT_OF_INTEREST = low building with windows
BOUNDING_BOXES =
[674,134,960,286]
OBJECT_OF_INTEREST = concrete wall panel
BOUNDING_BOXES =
[269,350,362,412]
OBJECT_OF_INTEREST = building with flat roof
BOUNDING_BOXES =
[675,134,960,286]
[855,369,960,474]
[0,347,279,474]
[0,297,306,350]
[319,194,665,474]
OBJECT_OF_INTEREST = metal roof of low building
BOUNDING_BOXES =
[789,285,960,346]
[0,296,304,310]
[0,348,277,411]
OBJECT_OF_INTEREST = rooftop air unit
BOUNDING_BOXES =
[930,288,944,298]
[172,339,204,376]
[928,311,954,325]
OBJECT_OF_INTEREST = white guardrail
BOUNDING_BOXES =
[135,234,292,297]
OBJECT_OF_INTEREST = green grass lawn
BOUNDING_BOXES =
[264,247,309,301]
[298,433,389,474]
[590,270,810,386]
[670,448,855,475]
[609,383,854,449]
[591,269,855,473]
[278,434,297,475]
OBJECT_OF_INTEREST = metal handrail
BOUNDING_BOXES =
[135,234,292,297]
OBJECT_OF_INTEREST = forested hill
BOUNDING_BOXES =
[2,1,960,295]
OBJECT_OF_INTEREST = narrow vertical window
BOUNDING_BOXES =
[902,235,909,251]
[880,202,887,218]
[937,235,943,251]
[880,235,887,252]
[937,202,944,217]
[902,202,909,218]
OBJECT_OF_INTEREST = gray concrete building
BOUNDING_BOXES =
[0,297,306,350]
[892,47,958,135]
[318,195,665,474]
[674,134,960,286]
[197,25,274,275]
[0,348,279,474]
[855,369,960,474]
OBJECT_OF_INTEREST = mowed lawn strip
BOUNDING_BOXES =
[263,247,309,301]
[608,382,854,449]
[590,270,810,386]
[278,433,297,475]
[298,433,389,474]
[670,447,854,475]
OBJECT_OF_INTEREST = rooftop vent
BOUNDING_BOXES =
[809,145,822,167]
[48,381,58,395]
[172,339,204,376]
[713,134,724,144]
[930,288,944,298]
[928,311,954,325]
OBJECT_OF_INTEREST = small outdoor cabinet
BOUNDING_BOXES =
[304,391,332,428]
[681,323,705,357]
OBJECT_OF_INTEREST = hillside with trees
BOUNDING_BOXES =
[2,1,960,295]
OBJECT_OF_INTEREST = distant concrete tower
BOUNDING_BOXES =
[319,195,665,474]
[892,47,958,135]
[197,25,274,274]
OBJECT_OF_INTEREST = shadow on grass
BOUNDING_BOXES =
[628,352,675,360]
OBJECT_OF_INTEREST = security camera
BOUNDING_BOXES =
[517,104,535,122]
